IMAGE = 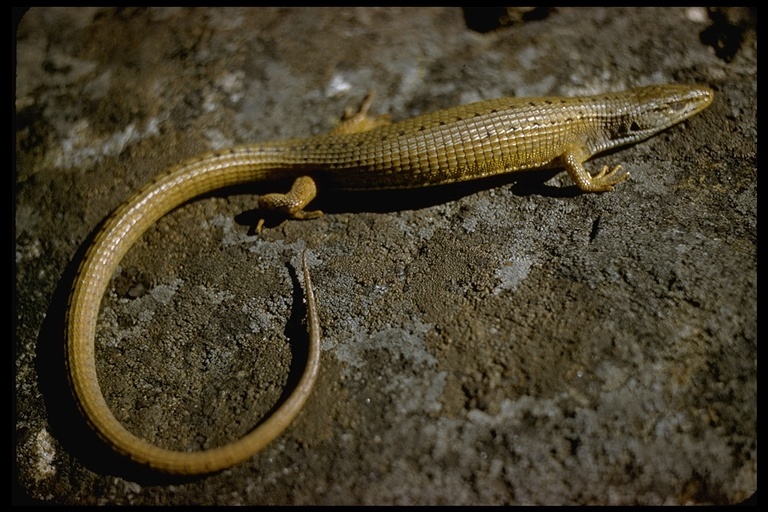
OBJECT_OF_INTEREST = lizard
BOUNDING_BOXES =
[65,83,714,474]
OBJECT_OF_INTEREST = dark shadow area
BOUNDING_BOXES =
[235,166,580,232]
[462,6,551,33]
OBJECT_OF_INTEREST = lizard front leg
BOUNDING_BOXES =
[561,145,630,192]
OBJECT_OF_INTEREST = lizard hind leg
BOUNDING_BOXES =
[256,176,323,234]
[331,91,392,135]
[256,92,390,234]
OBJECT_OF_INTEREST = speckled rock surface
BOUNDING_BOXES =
[15,7,755,505]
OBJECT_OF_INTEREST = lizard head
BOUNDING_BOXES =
[611,84,714,144]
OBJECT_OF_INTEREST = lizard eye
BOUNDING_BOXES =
[668,100,685,112]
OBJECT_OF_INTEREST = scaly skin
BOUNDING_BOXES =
[66,84,713,474]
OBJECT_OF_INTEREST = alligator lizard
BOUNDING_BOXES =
[65,83,713,474]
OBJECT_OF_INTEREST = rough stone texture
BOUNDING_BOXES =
[15,7,755,505]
